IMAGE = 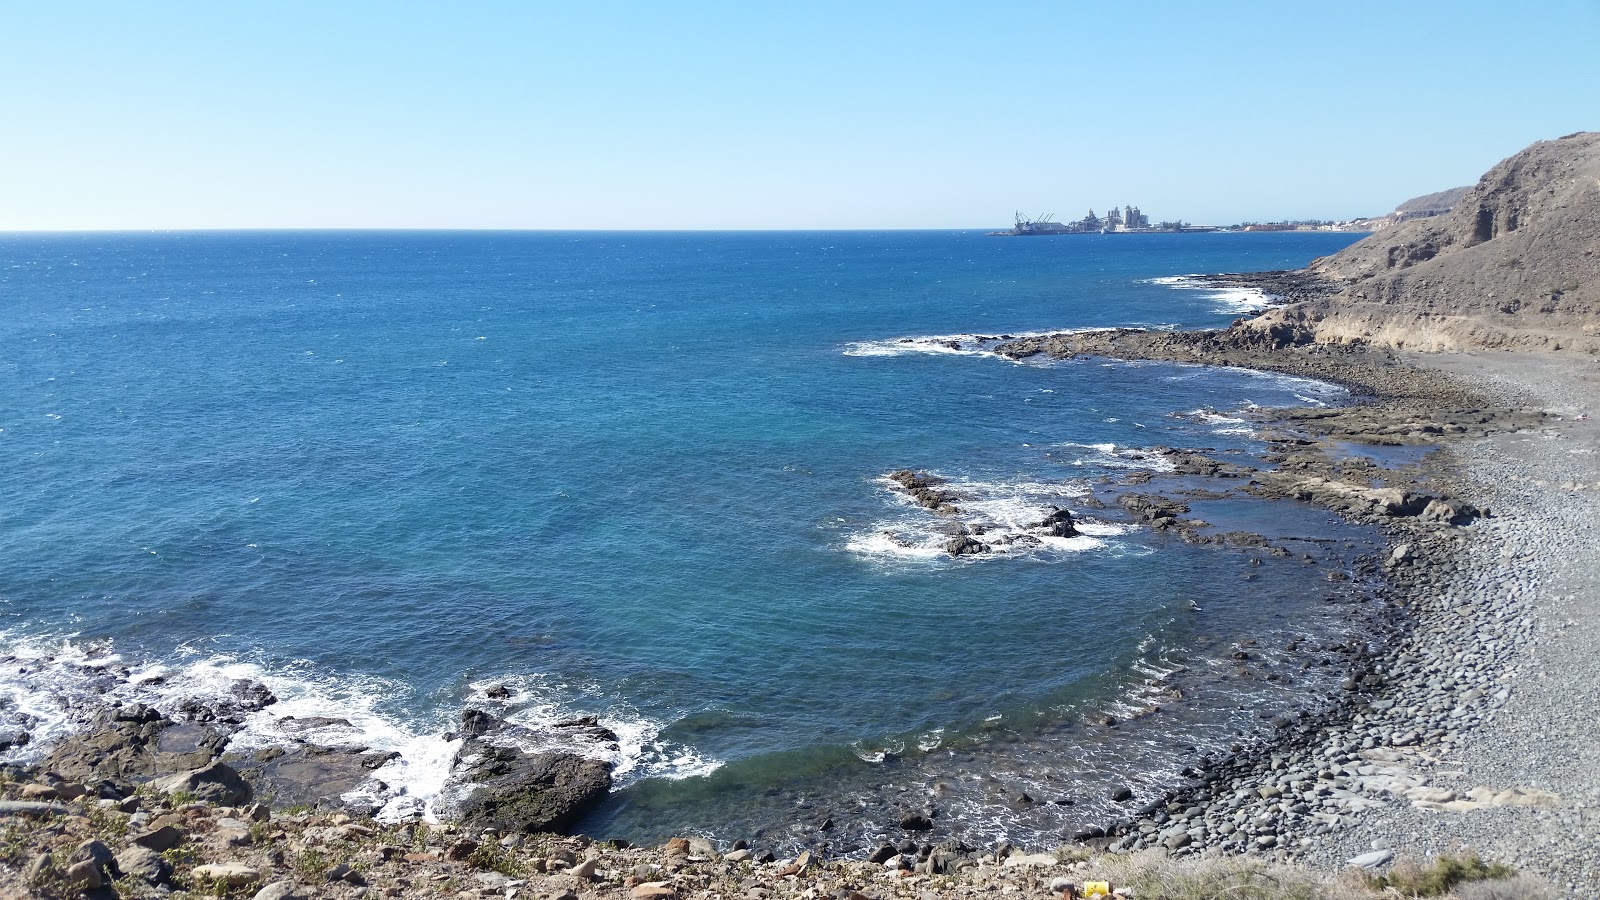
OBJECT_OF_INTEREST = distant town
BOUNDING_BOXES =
[991,188,1469,236]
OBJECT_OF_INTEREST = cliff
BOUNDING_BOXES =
[1250,132,1600,353]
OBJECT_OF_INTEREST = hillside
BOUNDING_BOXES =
[1392,186,1471,217]
[1250,132,1600,352]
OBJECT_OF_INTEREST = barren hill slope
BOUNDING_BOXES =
[1252,132,1600,352]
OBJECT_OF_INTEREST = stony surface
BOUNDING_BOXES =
[1251,132,1600,353]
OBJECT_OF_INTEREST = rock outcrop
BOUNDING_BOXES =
[447,711,614,834]
[1248,132,1600,353]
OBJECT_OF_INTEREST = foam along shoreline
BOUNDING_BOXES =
[975,326,1596,890]
[0,637,721,825]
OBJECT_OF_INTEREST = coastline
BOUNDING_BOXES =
[4,333,1594,896]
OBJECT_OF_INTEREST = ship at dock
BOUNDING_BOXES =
[989,205,1158,235]
[989,212,1074,236]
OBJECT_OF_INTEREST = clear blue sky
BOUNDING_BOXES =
[2,1,1595,230]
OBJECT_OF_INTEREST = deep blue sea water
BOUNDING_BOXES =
[0,230,1377,848]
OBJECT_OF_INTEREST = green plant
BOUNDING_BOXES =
[292,846,329,880]
[1364,851,1516,896]
[468,842,528,878]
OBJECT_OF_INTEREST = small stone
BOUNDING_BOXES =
[73,838,118,873]
[254,882,307,900]
[65,860,103,890]
[777,849,812,877]
[24,852,52,884]
[326,863,367,885]
[117,845,174,886]
[132,824,186,852]
[1255,835,1278,849]
[631,882,677,900]
[193,863,262,888]
[445,838,479,861]
[569,857,598,879]
[725,848,754,863]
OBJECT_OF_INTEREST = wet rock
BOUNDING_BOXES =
[944,535,988,556]
[453,743,612,834]
[898,813,934,831]
[1032,506,1079,537]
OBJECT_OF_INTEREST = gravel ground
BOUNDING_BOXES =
[1297,352,1600,894]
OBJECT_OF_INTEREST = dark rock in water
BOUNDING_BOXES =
[484,683,513,700]
[868,843,898,864]
[553,715,621,745]
[230,679,277,711]
[114,703,163,724]
[1071,825,1106,842]
[944,535,988,556]
[152,760,252,806]
[888,469,964,515]
[0,730,29,751]
[898,813,934,831]
[454,744,612,834]
[1110,786,1134,802]
[459,708,506,739]
[275,716,355,733]
[1032,506,1078,538]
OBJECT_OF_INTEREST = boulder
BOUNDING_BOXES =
[117,845,174,886]
[152,760,252,806]
[34,708,227,783]
[223,744,392,811]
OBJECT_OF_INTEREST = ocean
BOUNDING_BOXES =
[0,229,1378,850]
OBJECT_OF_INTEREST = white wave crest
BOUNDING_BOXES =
[0,633,720,823]
[1056,442,1176,473]
[846,474,1119,562]
[1142,275,1282,315]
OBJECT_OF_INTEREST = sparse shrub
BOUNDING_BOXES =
[1365,851,1517,896]
[468,842,527,878]
[1452,873,1559,899]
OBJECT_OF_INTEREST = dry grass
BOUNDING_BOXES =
[1087,849,1553,900]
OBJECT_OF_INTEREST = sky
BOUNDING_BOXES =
[1,1,1596,230]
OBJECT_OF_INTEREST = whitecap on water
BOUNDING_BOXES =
[845,473,1120,563]
[0,632,721,824]
[1055,442,1176,473]
[1141,274,1282,315]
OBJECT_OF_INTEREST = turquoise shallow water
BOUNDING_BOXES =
[0,229,1375,846]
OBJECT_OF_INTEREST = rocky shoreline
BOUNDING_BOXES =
[3,327,1588,896]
